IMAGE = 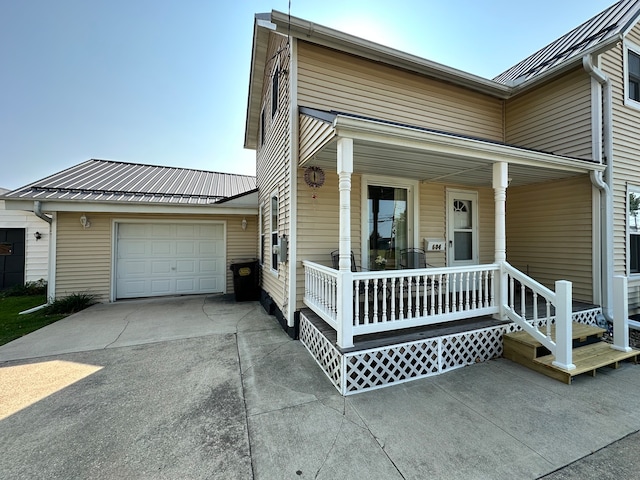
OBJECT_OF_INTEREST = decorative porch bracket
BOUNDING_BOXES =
[337,137,354,348]
[612,275,632,352]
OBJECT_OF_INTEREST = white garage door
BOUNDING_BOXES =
[116,222,225,299]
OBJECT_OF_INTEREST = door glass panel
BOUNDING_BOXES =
[453,200,471,228]
[368,186,407,269]
[454,232,473,261]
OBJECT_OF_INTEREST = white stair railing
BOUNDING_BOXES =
[502,262,575,370]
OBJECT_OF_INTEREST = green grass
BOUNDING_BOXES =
[0,295,66,346]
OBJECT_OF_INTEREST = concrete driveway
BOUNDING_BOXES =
[2,294,640,479]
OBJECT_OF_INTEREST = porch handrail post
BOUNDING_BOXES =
[337,271,354,348]
[612,275,632,352]
[493,162,508,319]
[336,137,354,349]
[552,280,576,370]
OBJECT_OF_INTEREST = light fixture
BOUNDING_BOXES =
[80,214,91,229]
[241,217,247,231]
[34,231,42,240]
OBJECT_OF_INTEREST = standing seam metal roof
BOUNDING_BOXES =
[494,0,640,85]
[2,159,257,205]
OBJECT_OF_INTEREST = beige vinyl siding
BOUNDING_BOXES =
[295,170,362,309]
[297,42,504,141]
[54,212,257,302]
[505,68,593,159]
[299,114,336,163]
[506,175,593,302]
[55,212,112,300]
[256,33,292,314]
[602,25,640,311]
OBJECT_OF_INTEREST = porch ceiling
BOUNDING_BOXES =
[299,112,604,188]
[308,140,593,187]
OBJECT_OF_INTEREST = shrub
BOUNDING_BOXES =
[1,279,47,297]
[44,293,98,315]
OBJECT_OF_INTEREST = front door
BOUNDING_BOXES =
[367,185,409,270]
[447,190,478,267]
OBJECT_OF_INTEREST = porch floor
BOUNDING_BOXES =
[304,299,599,354]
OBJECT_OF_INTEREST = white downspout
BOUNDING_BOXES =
[33,201,52,224]
[583,54,614,321]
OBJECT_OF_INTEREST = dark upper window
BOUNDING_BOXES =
[629,49,640,103]
[260,108,265,146]
[271,67,279,118]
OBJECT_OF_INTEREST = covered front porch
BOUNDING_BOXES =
[296,109,634,393]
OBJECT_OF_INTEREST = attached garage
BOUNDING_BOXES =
[1,159,258,303]
[115,222,226,299]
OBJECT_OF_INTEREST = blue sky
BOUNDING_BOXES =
[0,0,615,189]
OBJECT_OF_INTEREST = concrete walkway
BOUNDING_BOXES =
[1,294,639,479]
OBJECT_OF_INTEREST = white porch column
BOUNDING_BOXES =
[612,275,632,352]
[337,137,354,348]
[493,162,508,318]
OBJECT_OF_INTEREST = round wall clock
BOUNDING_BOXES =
[304,166,325,188]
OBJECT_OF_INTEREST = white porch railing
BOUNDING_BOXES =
[303,261,500,347]
[501,262,575,370]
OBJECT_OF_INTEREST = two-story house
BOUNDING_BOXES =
[245,0,640,394]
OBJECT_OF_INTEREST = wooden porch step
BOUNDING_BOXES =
[534,342,639,384]
[503,322,605,361]
[503,323,639,384]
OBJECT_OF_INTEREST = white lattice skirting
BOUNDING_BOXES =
[299,308,602,395]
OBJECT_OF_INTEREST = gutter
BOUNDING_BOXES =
[583,54,614,321]
[33,201,52,224]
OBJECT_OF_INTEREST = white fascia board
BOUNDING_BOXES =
[333,115,606,174]
[2,199,257,216]
[244,17,276,149]
[270,10,511,99]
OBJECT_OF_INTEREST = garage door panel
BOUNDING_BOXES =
[150,279,172,294]
[176,241,195,255]
[176,278,196,292]
[120,240,147,256]
[176,260,195,274]
[122,261,147,275]
[151,224,175,237]
[151,261,172,274]
[151,241,173,256]
[116,222,225,299]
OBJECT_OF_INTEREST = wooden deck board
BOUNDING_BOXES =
[503,323,638,384]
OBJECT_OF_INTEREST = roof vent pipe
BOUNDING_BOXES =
[33,201,52,224]
[583,54,613,321]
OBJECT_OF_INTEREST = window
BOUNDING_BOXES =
[629,186,640,274]
[260,108,265,146]
[271,66,279,118]
[625,42,640,107]
[271,194,278,270]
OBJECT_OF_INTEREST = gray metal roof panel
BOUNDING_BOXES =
[2,159,257,205]
[494,0,640,85]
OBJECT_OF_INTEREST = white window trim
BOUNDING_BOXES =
[360,175,420,270]
[270,191,279,274]
[623,40,640,110]
[627,184,640,277]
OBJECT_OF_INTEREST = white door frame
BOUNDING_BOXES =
[360,175,420,270]
[446,189,479,267]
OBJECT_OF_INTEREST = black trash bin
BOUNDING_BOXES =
[229,258,260,301]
